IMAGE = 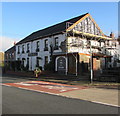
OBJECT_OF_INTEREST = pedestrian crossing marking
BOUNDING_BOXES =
[2,81,89,94]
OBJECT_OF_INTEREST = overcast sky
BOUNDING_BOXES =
[1,2,118,52]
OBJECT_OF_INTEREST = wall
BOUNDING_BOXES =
[16,33,66,71]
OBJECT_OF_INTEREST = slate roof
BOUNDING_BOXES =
[5,46,15,53]
[16,13,88,45]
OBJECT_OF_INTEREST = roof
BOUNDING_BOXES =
[5,46,15,53]
[16,13,88,45]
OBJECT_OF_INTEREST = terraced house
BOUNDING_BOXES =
[6,13,120,76]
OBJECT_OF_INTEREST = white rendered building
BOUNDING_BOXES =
[14,13,119,75]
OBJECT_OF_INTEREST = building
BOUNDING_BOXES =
[5,13,120,76]
[4,46,16,70]
[0,52,4,67]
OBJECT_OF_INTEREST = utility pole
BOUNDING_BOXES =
[90,40,93,83]
[65,22,68,76]
[75,54,78,76]
[31,41,33,70]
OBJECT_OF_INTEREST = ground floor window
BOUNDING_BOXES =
[45,56,48,65]
[27,58,29,69]
[22,58,25,66]
[36,57,39,67]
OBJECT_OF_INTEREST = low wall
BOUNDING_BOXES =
[4,70,34,77]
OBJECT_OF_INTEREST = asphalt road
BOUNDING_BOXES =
[2,75,119,114]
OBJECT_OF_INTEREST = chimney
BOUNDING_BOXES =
[110,32,114,39]
[14,41,16,45]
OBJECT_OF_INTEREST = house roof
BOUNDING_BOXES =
[5,46,15,53]
[16,13,88,45]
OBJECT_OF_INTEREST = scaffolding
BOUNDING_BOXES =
[65,21,117,82]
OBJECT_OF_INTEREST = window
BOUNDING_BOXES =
[93,23,96,35]
[36,57,39,67]
[12,53,14,59]
[9,54,11,59]
[54,37,59,50]
[22,45,25,53]
[27,43,30,53]
[106,41,109,46]
[44,39,48,51]
[18,46,20,54]
[115,42,116,47]
[36,41,40,52]
[5,54,8,59]
[86,17,89,33]
[45,56,48,65]
[27,58,29,69]
[22,58,25,65]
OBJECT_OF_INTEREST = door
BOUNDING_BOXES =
[56,56,66,74]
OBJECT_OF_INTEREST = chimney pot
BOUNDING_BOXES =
[110,32,114,39]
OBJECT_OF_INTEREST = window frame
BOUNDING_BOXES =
[18,46,20,54]
[22,45,25,53]
[36,41,40,52]
[54,37,59,50]
[45,56,48,65]
[44,39,48,51]
[27,43,30,53]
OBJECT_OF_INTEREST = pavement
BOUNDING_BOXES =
[2,74,120,108]
[60,88,119,107]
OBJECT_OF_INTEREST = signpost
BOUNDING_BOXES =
[28,53,38,57]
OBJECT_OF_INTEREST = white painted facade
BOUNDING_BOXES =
[16,34,66,70]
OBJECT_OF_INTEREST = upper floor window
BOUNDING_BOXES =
[54,37,59,50]
[18,46,20,54]
[27,43,30,53]
[36,41,40,52]
[12,53,14,59]
[86,18,89,33]
[107,41,110,46]
[22,45,25,53]
[44,39,48,51]
[5,54,8,59]
[115,42,117,47]
[9,54,11,59]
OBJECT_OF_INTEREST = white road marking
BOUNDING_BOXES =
[59,94,120,108]
[2,84,11,87]
[91,101,120,108]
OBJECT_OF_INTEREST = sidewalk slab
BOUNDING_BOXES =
[59,88,119,107]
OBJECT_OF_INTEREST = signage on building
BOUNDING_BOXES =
[57,57,66,71]
[28,53,38,56]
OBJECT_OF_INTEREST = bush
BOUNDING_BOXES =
[16,61,21,71]
[21,64,27,71]
[44,60,54,71]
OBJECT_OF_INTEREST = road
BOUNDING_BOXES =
[2,75,119,114]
